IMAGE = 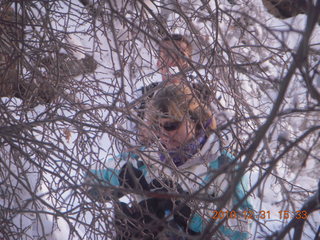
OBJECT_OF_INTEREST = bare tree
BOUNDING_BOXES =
[0,0,319,239]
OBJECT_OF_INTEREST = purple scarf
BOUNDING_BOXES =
[159,129,208,167]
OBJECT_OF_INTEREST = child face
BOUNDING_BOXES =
[157,40,189,70]
[157,117,196,150]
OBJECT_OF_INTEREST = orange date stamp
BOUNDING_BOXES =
[212,210,309,220]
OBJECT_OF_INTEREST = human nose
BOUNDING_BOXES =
[159,130,172,145]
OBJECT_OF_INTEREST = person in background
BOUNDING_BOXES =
[156,34,192,82]
[135,34,211,144]
[86,84,252,240]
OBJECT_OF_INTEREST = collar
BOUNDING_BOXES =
[159,130,220,168]
[178,133,220,170]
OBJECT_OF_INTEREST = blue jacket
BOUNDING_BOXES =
[87,133,252,239]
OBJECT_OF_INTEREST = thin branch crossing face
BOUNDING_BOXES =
[0,0,319,239]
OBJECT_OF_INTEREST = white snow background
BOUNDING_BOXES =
[1,0,319,239]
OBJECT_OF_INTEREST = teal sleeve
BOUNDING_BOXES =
[220,150,252,210]
[219,225,251,240]
[88,151,142,186]
[234,172,253,210]
[90,168,121,187]
[199,150,252,239]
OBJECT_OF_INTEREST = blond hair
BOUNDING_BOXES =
[149,84,216,132]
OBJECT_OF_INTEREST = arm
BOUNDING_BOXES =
[219,151,253,240]
[85,152,150,201]
[187,151,252,239]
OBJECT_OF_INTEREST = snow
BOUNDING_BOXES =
[1,0,319,239]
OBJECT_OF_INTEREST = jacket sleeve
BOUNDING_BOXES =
[187,150,252,239]
[218,150,253,240]
[85,152,150,201]
[221,151,253,211]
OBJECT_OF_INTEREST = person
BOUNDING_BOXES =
[86,84,252,239]
[135,34,211,128]
[156,34,192,82]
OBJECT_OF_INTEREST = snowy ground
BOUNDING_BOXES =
[1,0,319,239]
